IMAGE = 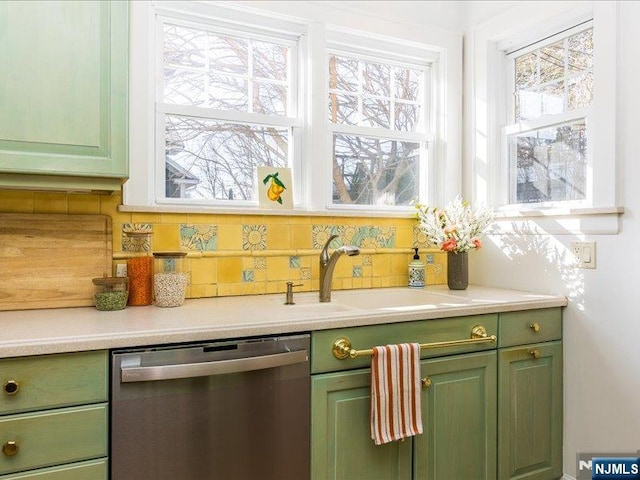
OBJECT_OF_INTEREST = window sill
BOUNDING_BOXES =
[491,206,624,235]
[118,203,417,219]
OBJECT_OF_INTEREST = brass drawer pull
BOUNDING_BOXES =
[529,322,541,333]
[3,380,19,396]
[530,349,540,359]
[332,325,497,360]
[422,377,432,389]
[2,441,18,457]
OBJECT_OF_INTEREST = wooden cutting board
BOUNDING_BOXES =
[0,213,112,311]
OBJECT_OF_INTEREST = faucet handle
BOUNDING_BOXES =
[285,281,303,305]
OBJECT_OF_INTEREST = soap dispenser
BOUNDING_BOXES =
[408,247,425,288]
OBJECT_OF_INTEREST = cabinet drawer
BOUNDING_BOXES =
[0,459,107,480]
[0,404,107,476]
[311,314,498,374]
[498,309,562,347]
[0,351,107,415]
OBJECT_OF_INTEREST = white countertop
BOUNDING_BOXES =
[0,285,567,357]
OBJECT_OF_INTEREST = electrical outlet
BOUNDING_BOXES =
[571,241,596,269]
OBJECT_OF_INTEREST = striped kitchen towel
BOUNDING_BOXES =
[370,343,423,445]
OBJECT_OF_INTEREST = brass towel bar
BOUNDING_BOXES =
[332,325,497,360]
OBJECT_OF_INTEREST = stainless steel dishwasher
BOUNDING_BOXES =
[110,334,310,480]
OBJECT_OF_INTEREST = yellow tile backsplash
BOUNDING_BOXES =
[0,189,447,301]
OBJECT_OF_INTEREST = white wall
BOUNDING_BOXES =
[465,1,640,477]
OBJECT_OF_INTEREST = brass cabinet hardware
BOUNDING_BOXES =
[2,441,18,457]
[529,322,541,333]
[421,377,432,389]
[3,380,19,396]
[332,325,497,360]
[530,349,540,359]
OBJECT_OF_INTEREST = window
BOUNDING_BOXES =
[125,2,460,213]
[504,23,593,206]
[157,17,300,205]
[327,51,430,208]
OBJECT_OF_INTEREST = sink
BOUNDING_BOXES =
[272,292,359,314]
[330,288,474,310]
[283,303,358,314]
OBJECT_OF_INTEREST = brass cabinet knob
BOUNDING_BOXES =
[529,322,541,333]
[2,441,18,457]
[530,349,540,359]
[422,377,432,389]
[3,380,19,396]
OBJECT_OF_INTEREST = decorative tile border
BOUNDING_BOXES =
[180,224,217,251]
[243,224,267,250]
[312,224,396,249]
[122,223,152,252]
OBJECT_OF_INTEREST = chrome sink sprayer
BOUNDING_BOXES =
[319,235,360,302]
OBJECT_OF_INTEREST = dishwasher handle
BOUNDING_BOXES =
[120,349,309,383]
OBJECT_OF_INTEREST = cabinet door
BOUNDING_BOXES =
[0,1,128,190]
[414,351,497,480]
[498,341,562,480]
[311,369,412,480]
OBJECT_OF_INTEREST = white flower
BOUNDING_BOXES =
[415,196,495,253]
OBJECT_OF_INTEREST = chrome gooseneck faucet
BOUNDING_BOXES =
[319,234,360,302]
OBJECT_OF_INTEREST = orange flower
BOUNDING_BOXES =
[441,239,458,252]
[473,239,482,249]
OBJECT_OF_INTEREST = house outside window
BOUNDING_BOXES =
[157,17,300,205]
[504,22,593,206]
[327,51,430,208]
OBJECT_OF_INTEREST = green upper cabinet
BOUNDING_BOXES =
[0,1,128,191]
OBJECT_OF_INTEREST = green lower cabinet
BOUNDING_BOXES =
[498,341,563,480]
[312,351,497,480]
[415,351,497,480]
[0,459,107,480]
[312,369,413,480]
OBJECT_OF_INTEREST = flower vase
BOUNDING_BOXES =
[447,251,468,290]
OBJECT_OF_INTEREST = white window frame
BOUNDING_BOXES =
[469,1,621,233]
[324,44,434,212]
[155,10,303,207]
[501,20,593,209]
[125,1,461,215]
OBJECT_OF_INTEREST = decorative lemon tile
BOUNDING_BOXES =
[180,224,217,251]
[68,194,101,214]
[243,224,267,250]
[353,266,363,278]
[34,192,67,214]
[218,257,243,283]
[0,190,34,213]
[152,224,180,251]
[217,224,242,250]
[190,257,218,285]
[289,256,300,268]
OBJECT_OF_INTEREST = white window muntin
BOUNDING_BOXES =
[504,20,593,125]
[326,47,432,210]
[502,21,593,207]
[154,13,302,206]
